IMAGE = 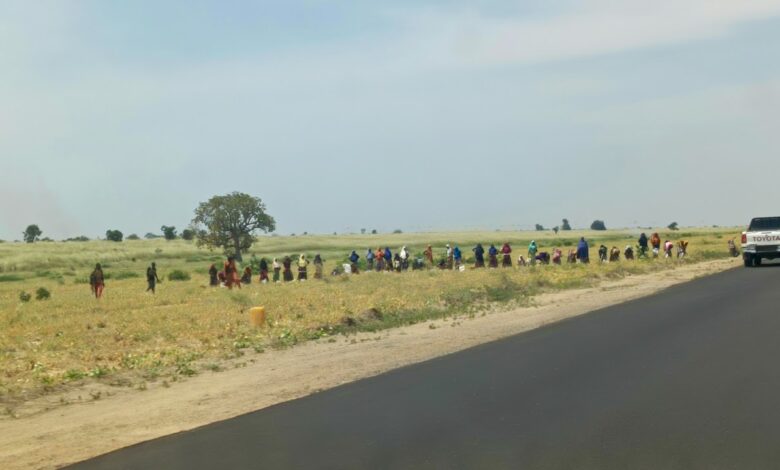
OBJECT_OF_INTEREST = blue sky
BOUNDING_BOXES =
[2,1,780,239]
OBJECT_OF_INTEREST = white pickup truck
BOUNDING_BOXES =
[742,217,780,267]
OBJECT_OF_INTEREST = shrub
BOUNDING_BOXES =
[19,291,32,302]
[126,234,140,240]
[168,270,191,281]
[590,220,607,231]
[35,287,51,300]
[181,229,195,241]
[105,230,123,242]
[0,274,23,283]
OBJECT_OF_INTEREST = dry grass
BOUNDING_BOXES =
[0,228,738,405]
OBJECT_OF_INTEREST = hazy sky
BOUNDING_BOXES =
[2,1,780,240]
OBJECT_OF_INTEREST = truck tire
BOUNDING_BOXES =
[744,254,754,267]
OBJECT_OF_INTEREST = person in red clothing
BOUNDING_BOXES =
[501,243,512,267]
[224,257,241,289]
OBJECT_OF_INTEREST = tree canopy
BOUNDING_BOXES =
[181,228,195,241]
[668,222,679,231]
[23,224,42,243]
[590,220,607,231]
[191,192,275,261]
[106,229,124,242]
[161,225,177,240]
[561,219,572,231]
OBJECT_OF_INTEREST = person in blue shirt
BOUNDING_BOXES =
[366,249,374,270]
[384,247,392,271]
[453,246,463,269]
[473,244,485,268]
[577,237,590,263]
[349,251,360,274]
[488,244,499,268]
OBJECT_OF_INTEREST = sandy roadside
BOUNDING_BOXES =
[0,258,739,469]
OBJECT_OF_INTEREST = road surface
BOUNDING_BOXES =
[70,264,780,469]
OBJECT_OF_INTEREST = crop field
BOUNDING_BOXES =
[0,228,739,406]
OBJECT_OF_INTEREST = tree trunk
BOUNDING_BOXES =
[233,235,243,262]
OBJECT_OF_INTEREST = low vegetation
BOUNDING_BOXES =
[0,228,737,405]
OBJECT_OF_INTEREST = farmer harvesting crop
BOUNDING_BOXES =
[349,251,360,274]
[598,245,608,263]
[384,247,392,271]
[453,246,462,269]
[241,266,252,284]
[146,262,161,293]
[528,240,538,265]
[90,263,105,299]
[283,256,293,282]
[375,247,385,271]
[577,238,590,263]
[313,254,324,279]
[259,258,269,283]
[625,245,635,260]
[272,258,281,282]
[423,245,434,267]
[650,233,661,257]
[224,257,240,289]
[399,246,410,270]
[488,244,499,268]
[501,243,512,267]
[366,249,374,270]
[208,264,219,286]
[638,233,649,258]
[473,243,485,267]
[664,240,674,258]
[298,254,309,281]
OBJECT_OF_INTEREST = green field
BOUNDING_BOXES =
[0,228,738,405]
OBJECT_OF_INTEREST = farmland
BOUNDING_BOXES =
[0,228,738,406]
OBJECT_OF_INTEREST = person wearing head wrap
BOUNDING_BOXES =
[638,233,649,258]
[272,258,281,282]
[624,245,635,260]
[313,254,324,279]
[528,240,538,265]
[375,247,385,271]
[90,263,105,298]
[501,243,512,267]
[576,238,590,263]
[259,258,270,283]
[399,246,410,270]
[283,256,294,282]
[209,264,219,286]
[241,266,253,284]
[650,233,662,257]
[488,244,499,268]
[423,245,434,268]
[453,246,462,269]
[366,249,375,271]
[598,245,608,263]
[297,254,309,281]
[473,244,485,267]
[384,247,392,271]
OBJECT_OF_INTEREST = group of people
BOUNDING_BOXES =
[203,233,690,287]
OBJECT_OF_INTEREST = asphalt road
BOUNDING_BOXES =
[70,263,780,470]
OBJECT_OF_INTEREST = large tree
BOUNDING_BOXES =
[161,225,177,240]
[191,192,276,261]
[23,224,42,243]
[561,219,572,231]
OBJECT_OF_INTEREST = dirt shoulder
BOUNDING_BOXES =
[0,258,739,469]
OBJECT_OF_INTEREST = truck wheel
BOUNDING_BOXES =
[744,255,754,267]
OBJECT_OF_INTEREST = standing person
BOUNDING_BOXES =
[453,246,463,269]
[241,266,252,284]
[383,247,392,271]
[473,244,485,267]
[282,256,294,282]
[90,263,105,299]
[313,254,324,279]
[577,237,590,263]
[272,258,281,283]
[375,247,385,271]
[297,254,309,281]
[399,246,410,270]
[501,243,512,267]
[650,233,661,258]
[488,244,499,268]
[259,258,270,283]
[225,257,240,289]
[445,244,453,269]
[208,264,219,286]
[146,262,161,293]
[423,245,434,268]
[366,249,375,271]
[528,240,538,265]
[349,251,360,274]
[638,233,649,258]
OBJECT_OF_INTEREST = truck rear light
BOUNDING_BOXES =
[741,233,747,244]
